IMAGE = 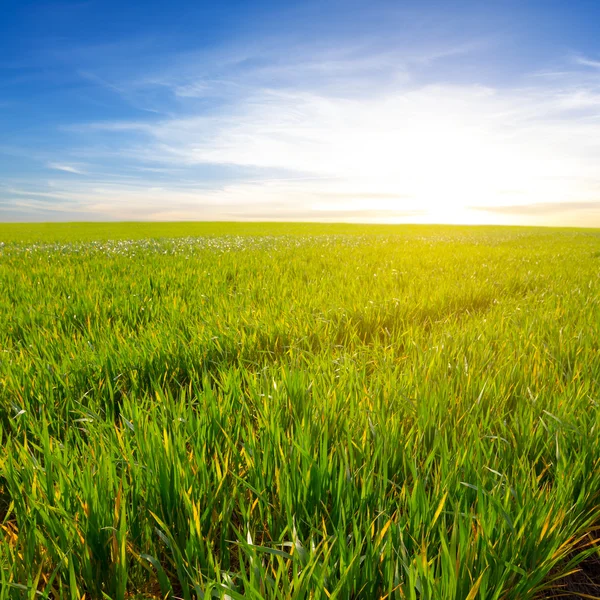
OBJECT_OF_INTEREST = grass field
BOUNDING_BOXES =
[1,223,599,599]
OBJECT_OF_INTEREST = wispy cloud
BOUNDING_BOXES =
[66,71,600,222]
[47,162,87,175]
[574,55,600,70]
[471,201,600,215]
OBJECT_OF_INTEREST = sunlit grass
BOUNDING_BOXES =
[1,223,599,599]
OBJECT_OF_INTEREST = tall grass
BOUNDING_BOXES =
[1,224,599,599]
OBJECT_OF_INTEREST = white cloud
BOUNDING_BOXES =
[47,162,87,175]
[72,74,600,225]
[574,55,600,70]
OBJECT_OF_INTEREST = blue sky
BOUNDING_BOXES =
[2,0,600,224]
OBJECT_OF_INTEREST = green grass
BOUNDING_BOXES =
[1,223,599,599]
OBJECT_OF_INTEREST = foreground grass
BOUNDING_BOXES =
[0,224,599,599]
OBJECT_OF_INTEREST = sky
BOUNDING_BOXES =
[2,0,600,225]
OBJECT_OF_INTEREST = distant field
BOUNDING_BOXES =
[0,221,571,242]
[1,223,599,599]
